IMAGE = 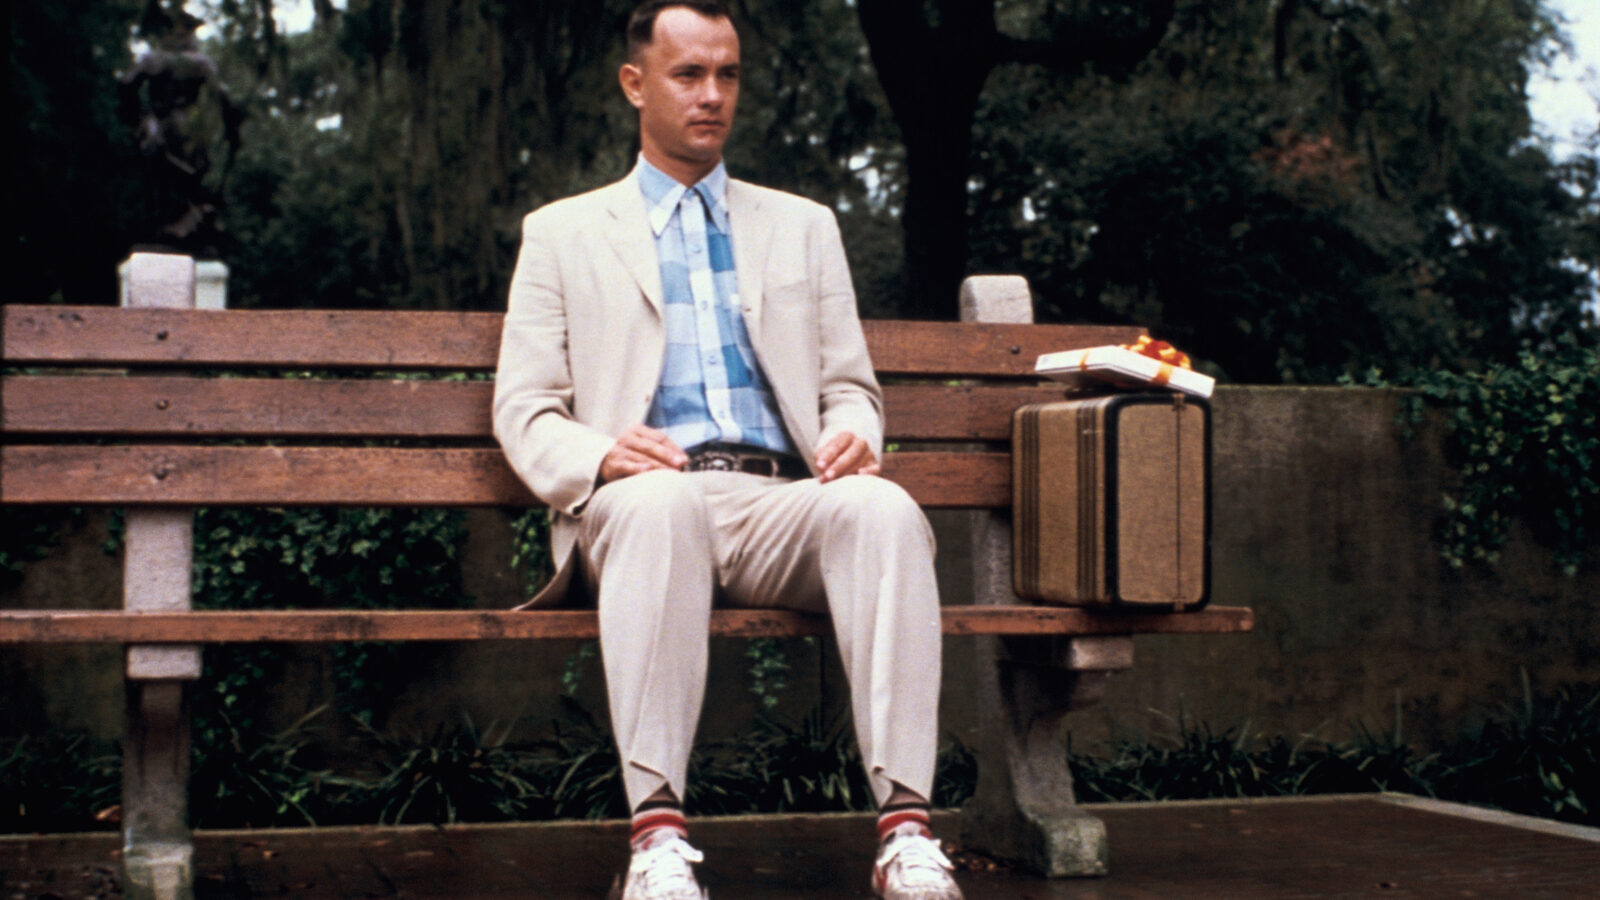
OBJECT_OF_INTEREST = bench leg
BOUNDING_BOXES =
[121,506,201,900]
[960,636,1129,877]
[959,502,1131,876]
[122,680,194,900]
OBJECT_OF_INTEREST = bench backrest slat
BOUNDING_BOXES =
[3,305,1142,377]
[865,320,1142,376]
[1,445,1009,508]
[3,375,495,439]
[2,376,1071,442]
[3,306,505,370]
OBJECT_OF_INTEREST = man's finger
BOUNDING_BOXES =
[621,426,687,468]
[831,440,862,473]
[819,435,876,482]
[814,432,850,471]
[600,427,688,483]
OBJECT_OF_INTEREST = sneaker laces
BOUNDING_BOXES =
[876,832,957,893]
[627,835,706,899]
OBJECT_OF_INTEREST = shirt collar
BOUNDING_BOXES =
[634,155,731,237]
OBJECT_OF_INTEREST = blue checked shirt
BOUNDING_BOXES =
[636,158,796,457]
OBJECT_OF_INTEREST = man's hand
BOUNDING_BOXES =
[600,424,689,483]
[814,431,880,483]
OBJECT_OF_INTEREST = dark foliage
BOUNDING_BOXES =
[7,683,1594,832]
[11,0,1591,380]
[0,731,120,833]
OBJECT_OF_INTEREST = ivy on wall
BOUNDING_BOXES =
[1354,345,1598,575]
[189,506,472,727]
[509,508,552,601]
[0,509,83,590]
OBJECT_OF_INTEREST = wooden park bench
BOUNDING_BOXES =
[0,254,1253,899]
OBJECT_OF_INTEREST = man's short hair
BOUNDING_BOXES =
[626,0,733,62]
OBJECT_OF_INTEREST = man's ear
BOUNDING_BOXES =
[619,63,645,110]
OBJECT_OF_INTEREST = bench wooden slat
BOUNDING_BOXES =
[2,376,1072,442]
[0,606,1255,642]
[2,306,505,371]
[866,320,1144,377]
[2,375,495,439]
[0,446,1010,508]
[2,306,1143,377]
[885,384,1073,441]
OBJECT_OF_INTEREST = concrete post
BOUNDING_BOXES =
[119,252,204,900]
[955,275,1129,877]
[195,261,229,310]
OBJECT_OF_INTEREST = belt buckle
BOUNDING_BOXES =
[693,449,740,472]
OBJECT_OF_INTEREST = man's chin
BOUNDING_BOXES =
[681,143,728,164]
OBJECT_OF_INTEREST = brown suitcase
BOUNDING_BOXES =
[1013,393,1210,610]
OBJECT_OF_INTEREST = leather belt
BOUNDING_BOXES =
[685,443,809,479]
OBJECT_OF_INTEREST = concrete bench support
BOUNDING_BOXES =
[956,275,1122,876]
[120,254,203,900]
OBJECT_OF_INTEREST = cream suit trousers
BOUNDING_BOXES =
[576,468,942,810]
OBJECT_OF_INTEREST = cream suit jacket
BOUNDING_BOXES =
[492,174,885,607]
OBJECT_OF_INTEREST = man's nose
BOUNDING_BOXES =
[697,77,723,106]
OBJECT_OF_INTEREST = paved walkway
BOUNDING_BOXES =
[4,794,1597,898]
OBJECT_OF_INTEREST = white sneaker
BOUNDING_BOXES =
[872,831,963,900]
[621,834,709,900]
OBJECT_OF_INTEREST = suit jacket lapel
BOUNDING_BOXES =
[728,179,771,347]
[601,179,664,315]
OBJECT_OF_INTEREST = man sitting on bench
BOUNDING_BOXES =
[491,3,962,898]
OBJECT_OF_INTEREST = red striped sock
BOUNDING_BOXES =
[630,801,688,851]
[876,803,932,844]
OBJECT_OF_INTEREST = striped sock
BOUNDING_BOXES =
[630,800,688,851]
[876,802,932,844]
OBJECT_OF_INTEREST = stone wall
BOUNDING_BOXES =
[1007,386,1598,750]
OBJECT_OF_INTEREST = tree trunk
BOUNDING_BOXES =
[859,0,1175,318]
[898,96,985,317]
[857,0,995,318]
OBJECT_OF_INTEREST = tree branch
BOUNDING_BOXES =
[993,0,1175,77]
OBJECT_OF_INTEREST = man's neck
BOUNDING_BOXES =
[641,149,721,187]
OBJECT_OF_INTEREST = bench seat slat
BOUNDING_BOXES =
[0,606,1255,642]
[0,446,1010,508]
[2,306,1143,377]
[3,376,1072,442]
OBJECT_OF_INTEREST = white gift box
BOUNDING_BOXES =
[1036,345,1215,398]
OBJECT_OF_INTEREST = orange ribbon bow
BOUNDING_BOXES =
[1126,335,1191,387]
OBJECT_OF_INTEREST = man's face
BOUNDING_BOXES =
[620,6,740,184]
